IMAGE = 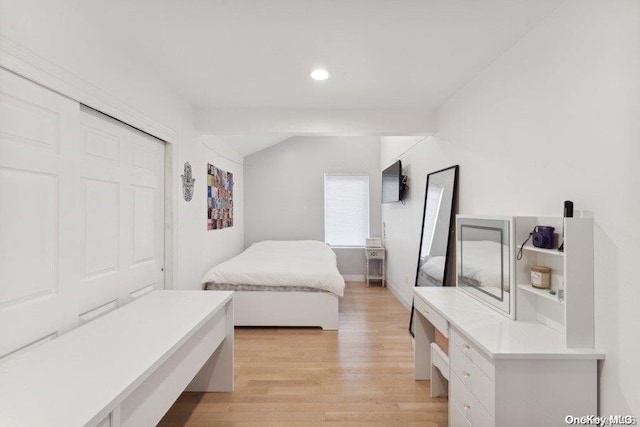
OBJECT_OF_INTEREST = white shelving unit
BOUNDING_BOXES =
[517,284,564,304]
[521,243,564,257]
[515,216,594,349]
[518,242,565,304]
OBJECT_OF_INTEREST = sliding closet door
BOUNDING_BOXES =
[77,107,165,322]
[0,68,82,358]
[0,69,166,359]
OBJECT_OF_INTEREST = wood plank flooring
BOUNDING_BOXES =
[159,282,448,426]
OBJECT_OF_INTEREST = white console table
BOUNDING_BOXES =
[0,290,234,427]
[414,287,603,427]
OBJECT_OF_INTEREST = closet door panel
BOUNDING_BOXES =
[127,129,165,302]
[77,107,165,319]
[0,69,166,358]
[0,68,81,359]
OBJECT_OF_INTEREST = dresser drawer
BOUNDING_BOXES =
[450,371,494,427]
[451,341,495,416]
[450,399,472,427]
[414,297,449,338]
[450,328,494,379]
[365,248,385,259]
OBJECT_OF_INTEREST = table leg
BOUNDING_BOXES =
[366,258,370,287]
[414,310,434,380]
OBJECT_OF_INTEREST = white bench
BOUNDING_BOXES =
[0,290,234,426]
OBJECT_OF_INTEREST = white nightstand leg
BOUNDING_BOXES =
[366,258,369,287]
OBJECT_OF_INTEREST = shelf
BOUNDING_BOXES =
[522,244,564,257]
[518,284,564,304]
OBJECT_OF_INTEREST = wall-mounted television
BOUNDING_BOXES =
[382,160,404,203]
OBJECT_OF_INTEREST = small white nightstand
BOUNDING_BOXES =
[365,247,385,287]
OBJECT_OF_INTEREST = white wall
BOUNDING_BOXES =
[381,137,453,308]
[383,0,640,414]
[0,0,245,291]
[244,136,381,276]
[178,136,245,289]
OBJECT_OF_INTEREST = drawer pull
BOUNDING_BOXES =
[464,403,471,410]
[463,343,471,350]
[463,370,471,378]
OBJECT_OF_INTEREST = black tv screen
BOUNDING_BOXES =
[382,160,403,203]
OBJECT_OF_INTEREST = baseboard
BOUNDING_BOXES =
[385,281,412,311]
[342,274,365,282]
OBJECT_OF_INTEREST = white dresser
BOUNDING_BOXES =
[414,287,603,427]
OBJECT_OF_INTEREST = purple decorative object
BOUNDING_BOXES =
[532,226,555,249]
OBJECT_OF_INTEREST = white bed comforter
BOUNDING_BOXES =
[201,240,346,296]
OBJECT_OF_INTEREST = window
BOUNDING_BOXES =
[324,174,370,247]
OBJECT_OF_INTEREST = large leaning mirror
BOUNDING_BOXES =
[409,165,458,336]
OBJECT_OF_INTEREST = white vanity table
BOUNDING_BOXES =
[414,287,603,426]
[414,216,604,427]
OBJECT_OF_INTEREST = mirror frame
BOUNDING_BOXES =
[409,165,459,336]
[456,215,516,319]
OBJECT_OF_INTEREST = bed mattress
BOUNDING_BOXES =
[201,240,346,296]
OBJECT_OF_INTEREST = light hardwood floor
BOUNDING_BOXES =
[159,282,448,426]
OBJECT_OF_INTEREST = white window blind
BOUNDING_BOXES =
[324,174,370,247]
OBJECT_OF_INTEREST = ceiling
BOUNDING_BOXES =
[70,0,563,111]
[216,135,294,157]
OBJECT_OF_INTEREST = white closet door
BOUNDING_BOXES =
[77,107,165,322]
[0,68,82,358]
[0,69,166,359]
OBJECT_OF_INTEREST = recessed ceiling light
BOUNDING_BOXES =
[310,69,331,81]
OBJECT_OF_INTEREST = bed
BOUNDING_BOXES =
[202,240,345,330]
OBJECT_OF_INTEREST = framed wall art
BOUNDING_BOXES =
[207,163,234,230]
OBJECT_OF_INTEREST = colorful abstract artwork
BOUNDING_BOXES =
[207,163,234,230]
